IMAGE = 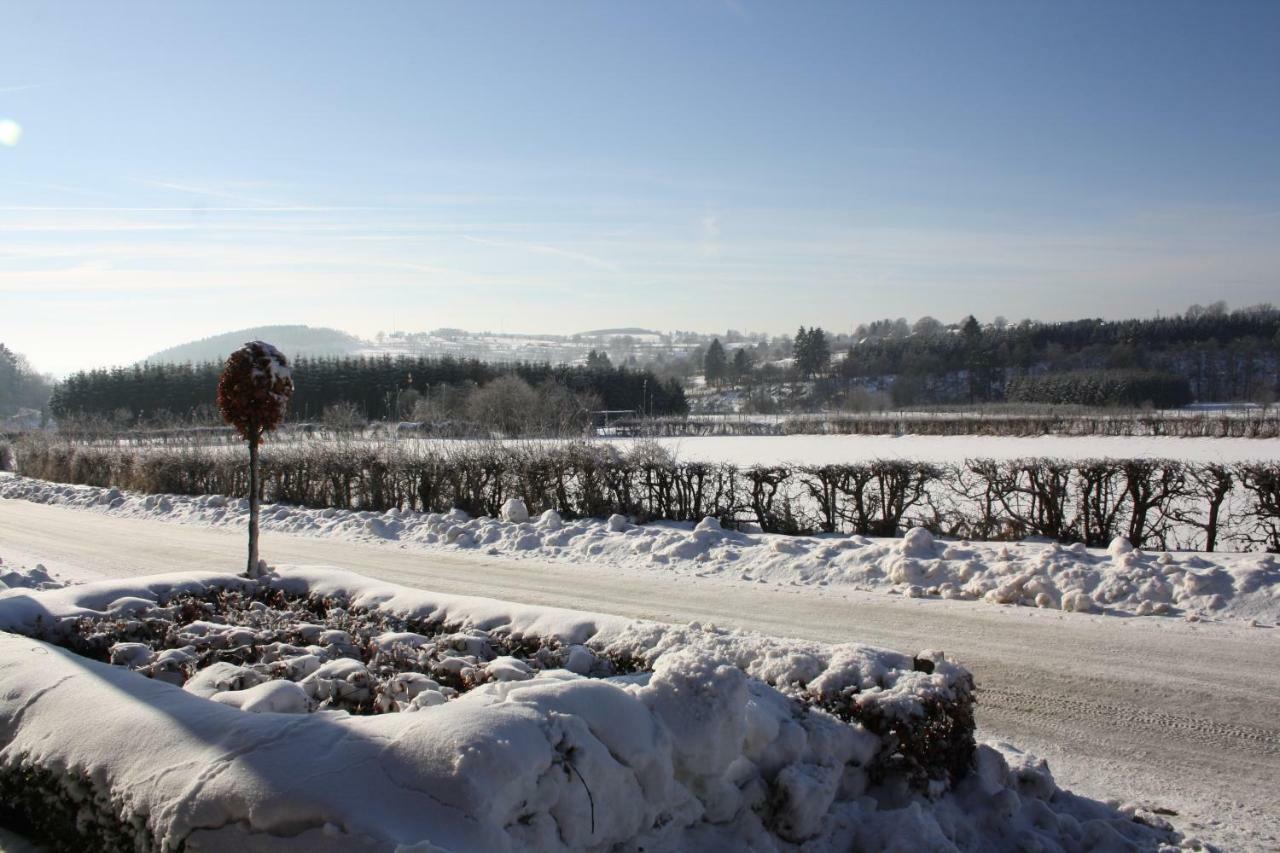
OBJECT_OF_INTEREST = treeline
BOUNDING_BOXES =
[48,356,688,425]
[0,344,51,418]
[1005,370,1191,408]
[839,304,1280,405]
[15,437,1280,552]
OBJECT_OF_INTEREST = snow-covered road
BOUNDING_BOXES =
[2,498,1278,851]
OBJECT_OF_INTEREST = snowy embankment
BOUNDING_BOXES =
[0,567,1191,851]
[3,474,1277,624]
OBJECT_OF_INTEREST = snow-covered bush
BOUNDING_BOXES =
[12,572,975,785]
[0,569,1187,851]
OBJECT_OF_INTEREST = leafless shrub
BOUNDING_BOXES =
[1238,463,1280,552]
[13,434,1280,550]
[320,401,366,436]
[1175,464,1234,552]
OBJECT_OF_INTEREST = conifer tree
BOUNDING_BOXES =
[731,347,752,385]
[704,339,728,387]
[795,326,830,378]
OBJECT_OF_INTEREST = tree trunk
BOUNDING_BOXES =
[247,434,260,577]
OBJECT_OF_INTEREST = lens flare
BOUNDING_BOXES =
[0,119,22,147]
[0,117,22,146]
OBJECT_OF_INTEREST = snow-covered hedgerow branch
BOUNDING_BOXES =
[13,434,1280,551]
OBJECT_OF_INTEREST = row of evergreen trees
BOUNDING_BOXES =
[48,355,687,425]
[839,306,1280,404]
[1005,370,1193,409]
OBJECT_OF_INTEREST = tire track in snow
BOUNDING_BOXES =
[979,686,1280,756]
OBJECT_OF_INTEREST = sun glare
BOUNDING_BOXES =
[0,118,22,147]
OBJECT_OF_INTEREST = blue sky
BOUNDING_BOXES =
[2,1,1279,374]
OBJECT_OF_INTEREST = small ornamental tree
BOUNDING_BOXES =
[217,341,294,577]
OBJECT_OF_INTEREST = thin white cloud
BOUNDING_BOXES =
[461,234,619,272]
[144,179,292,208]
[698,213,721,257]
[0,205,370,212]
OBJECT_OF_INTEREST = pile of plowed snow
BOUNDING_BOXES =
[0,567,1193,852]
[4,474,1277,623]
[0,557,64,592]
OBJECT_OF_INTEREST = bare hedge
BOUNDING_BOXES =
[643,410,1280,439]
[14,437,1280,551]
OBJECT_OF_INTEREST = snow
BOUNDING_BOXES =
[109,432,1278,465]
[0,556,65,592]
[629,434,1279,465]
[499,497,529,522]
[336,433,1280,465]
[211,679,314,714]
[0,566,971,725]
[0,567,1190,851]
[5,473,1277,624]
[243,339,294,420]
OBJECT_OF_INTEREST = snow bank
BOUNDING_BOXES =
[6,474,1277,623]
[0,556,66,593]
[0,566,973,753]
[0,568,1188,852]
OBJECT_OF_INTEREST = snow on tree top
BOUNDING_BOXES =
[217,341,295,437]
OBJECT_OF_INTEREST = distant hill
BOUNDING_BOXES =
[143,325,366,365]
[577,327,661,338]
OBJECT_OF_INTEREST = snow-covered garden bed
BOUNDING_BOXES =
[4,474,1278,624]
[0,567,1190,851]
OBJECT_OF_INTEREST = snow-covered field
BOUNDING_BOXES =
[621,434,1280,465]
[86,431,1280,465]
[0,566,1192,851]
[4,474,1276,624]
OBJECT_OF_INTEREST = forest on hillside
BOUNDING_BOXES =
[19,304,1280,429]
[47,354,687,428]
[839,304,1279,406]
[695,304,1280,409]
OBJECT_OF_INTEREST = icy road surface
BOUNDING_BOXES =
[2,499,1278,851]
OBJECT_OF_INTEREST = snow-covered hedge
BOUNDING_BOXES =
[13,436,1280,550]
[6,476,1278,622]
[0,568,975,785]
[0,568,1185,851]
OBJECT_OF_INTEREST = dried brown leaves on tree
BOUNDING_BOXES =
[217,341,294,440]
[217,341,294,577]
